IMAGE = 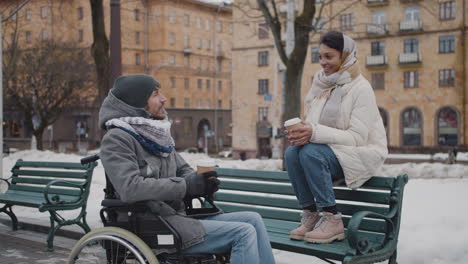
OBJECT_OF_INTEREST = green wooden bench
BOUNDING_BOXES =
[0,159,98,251]
[213,168,408,264]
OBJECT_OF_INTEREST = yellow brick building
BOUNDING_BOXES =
[232,0,468,158]
[1,0,233,152]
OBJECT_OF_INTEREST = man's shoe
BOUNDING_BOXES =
[304,212,345,243]
[289,211,320,240]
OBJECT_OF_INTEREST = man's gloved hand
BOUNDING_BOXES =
[184,171,220,198]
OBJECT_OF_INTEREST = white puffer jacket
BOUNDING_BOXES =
[304,74,388,189]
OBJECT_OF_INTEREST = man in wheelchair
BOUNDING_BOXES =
[98,74,276,264]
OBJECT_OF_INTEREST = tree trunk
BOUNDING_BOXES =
[90,0,110,103]
[34,129,45,150]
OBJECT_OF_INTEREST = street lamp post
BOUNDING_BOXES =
[1,15,3,178]
[110,0,122,86]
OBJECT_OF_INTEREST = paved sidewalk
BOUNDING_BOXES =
[0,222,77,264]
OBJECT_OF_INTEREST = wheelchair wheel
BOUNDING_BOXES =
[68,227,159,264]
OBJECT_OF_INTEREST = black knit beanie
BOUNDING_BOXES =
[111,74,160,108]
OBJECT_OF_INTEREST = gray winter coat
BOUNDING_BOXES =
[98,92,206,251]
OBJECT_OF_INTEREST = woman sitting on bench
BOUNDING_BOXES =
[284,31,388,244]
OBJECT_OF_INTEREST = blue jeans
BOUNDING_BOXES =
[182,211,276,264]
[284,144,344,209]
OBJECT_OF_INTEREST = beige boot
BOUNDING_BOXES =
[304,212,345,243]
[289,211,320,240]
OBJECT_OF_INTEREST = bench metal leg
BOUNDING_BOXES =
[0,204,18,231]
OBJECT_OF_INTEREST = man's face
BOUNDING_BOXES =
[145,88,167,119]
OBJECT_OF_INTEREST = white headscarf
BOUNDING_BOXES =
[307,34,360,128]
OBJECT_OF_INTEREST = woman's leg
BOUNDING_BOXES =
[284,145,316,209]
[297,144,344,209]
[182,211,275,264]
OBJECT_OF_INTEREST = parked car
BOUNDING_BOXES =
[218,148,232,158]
[180,147,198,153]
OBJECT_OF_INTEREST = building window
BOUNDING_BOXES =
[169,11,175,24]
[170,77,175,88]
[197,39,202,49]
[439,69,455,87]
[218,80,222,91]
[258,107,269,121]
[134,9,140,21]
[311,47,319,63]
[258,79,269,95]
[218,100,222,108]
[169,55,175,65]
[437,107,458,145]
[183,117,192,136]
[371,41,385,56]
[206,100,211,108]
[206,39,211,50]
[312,17,325,32]
[41,30,48,41]
[184,55,189,67]
[78,29,84,42]
[184,78,189,89]
[136,31,141,44]
[404,6,420,21]
[206,59,210,71]
[439,35,455,53]
[184,98,190,108]
[216,21,222,33]
[372,10,386,25]
[170,98,175,108]
[169,32,175,45]
[206,80,211,90]
[404,71,419,88]
[197,79,202,90]
[184,35,190,48]
[197,99,202,108]
[404,38,419,53]
[41,7,48,18]
[197,17,202,28]
[26,31,31,43]
[198,58,202,70]
[440,1,456,21]
[258,23,269,39]
[26,9,31,20]
[205,19,210,31]
[135,54,141,65]
[340,14,353,31]
[78,7,84,20]
[184,14,190,26]
[402,107,422,146]
[258,51,269,66]
[371,72,385,90]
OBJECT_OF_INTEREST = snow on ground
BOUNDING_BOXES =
[2,150,468,263]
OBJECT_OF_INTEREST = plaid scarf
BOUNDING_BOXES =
[106,117,175,157]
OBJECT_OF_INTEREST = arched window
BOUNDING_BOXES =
[402,107,422,146]
[437,107,458,146]
[378,107,389,141]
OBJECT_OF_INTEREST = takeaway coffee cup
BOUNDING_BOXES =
[197,160,216,174]
[284,117,303,133]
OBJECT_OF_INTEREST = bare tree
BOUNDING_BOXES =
[89,0,110,103]
[5,41,95,150]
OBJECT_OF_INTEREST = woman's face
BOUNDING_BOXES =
[319,44,342,76]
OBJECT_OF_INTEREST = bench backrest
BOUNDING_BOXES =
[10,159,98,202]
[214,168,408,238]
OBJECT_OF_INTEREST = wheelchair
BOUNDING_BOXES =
[68,154,229,264]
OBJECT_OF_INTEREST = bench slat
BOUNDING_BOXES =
[12,169,87,179]
[216,168,289,181]
[0,191,80,207]
[14,161,90,170]
[220,181,294,195]
[11,177,86,187]
[9,184,82,196]
[216,192,300,209]
[334,188,390,204]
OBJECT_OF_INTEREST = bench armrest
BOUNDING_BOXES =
[0,177,11,186]
[346,210,396,256]
[43,180,85,206]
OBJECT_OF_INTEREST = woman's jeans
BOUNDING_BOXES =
[182,211,276,264]
[284,143,344,209]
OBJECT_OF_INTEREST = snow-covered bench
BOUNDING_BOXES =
[0,159,98,251]
[213,168,409,264]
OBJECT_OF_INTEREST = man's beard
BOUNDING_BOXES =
[151,108,167,120]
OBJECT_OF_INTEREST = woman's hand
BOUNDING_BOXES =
[287,122,313,146]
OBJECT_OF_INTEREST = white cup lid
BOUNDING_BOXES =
[198,160,216,167]
[284,117,302,127]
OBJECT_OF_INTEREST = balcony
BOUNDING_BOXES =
[366,55,388,67]
[366,24,389,36]
[183,48,192,54]
[367,0,388,6]
[399,20,422,32]
[399,52,421,65]
[216,50,225,59]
